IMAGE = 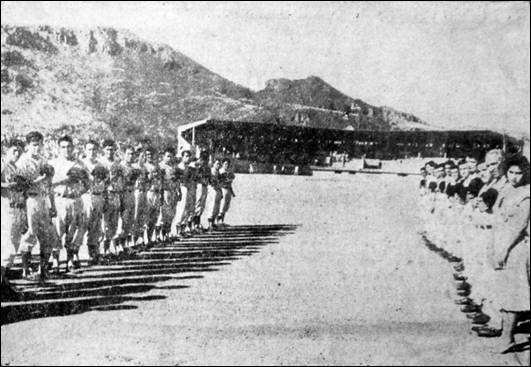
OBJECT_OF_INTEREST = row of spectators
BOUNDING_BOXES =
[419,149,530,354]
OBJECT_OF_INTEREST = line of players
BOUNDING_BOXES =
[418,149,530,352]
[1,131,236,288]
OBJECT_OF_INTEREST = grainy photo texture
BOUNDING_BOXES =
[1,1,530,365]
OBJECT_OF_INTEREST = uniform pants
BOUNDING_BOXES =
[160,190,177,232]
[19,195,60,254]
[145,191,161,236]
[1,198,26,267]
[194,184,208,217]
[121,191,136,238]
[54,196,85,251]
[134,190,147,238]
[103,192,121,243]
[219,188,233,217]
[205,186,222,221]
[81,193,104,257]
[174,186,194,226]
[187,185,197,223]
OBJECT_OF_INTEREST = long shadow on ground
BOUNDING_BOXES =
[1,224,299,325]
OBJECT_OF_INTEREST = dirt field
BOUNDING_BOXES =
[1,172,524,365]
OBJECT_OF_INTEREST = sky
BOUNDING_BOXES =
[2,1,530,136]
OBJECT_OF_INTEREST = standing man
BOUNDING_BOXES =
[174,150,193,237]
[49,135,90,272]
[99,139,124,257]
[1,139,27,297]
[16,131,60,281]
[159,147,179,241]
[132,147,148,246]
[81,140,108,265]
[205,158,223,232]
[144,147,163,245]
[121,145,141,249]
[186,157,199,234]
[218,158,236,227]
[193,151,211,231]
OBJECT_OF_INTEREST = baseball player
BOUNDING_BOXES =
[16,131,60,281]
[193,152,211,231]
[204,157,223,232]
[99,139,124,257]
[121,145,142,250]
[159,147,180,242]
[186,157,199,234]
[218,158,236,227]
[174,150,193,238]
[80,140,108,265]
[144,147,163,245]
[132,148,148,246]
[1,139,27,297]
[49,135,90,272]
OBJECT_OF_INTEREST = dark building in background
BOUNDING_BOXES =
[178,119,523,167]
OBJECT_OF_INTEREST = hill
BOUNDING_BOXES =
[1,25,429,144]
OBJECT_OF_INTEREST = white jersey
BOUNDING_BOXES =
[49,157,88,196]
[15,153,48,195]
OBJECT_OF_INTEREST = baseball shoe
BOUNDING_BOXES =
[455,297,471,305]
[474,326,502,338]
[470,313,491,325]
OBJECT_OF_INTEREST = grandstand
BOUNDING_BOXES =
[177,119,524,171]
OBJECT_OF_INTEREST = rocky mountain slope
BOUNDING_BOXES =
[1,25,429,144]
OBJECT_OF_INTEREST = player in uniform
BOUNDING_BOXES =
[193,152,211,232]
[144,147,163,245]
[186,157,199,234]
[16,131,60,281]
[80,140,108,265]
[218,158,236,227]
[49,135,90,272]
[174,150,193,238]
[121,146,142,250]
[159,147,180,242]
[132,148,148,246]
[1,139,27,298]
[205,157,223,232]
[99,139,124,257]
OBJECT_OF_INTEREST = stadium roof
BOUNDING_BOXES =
[178,118,520,140]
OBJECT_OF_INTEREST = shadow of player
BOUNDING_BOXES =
[1,224,299,325]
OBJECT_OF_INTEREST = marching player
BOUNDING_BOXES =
[205,157,223,231]
[1,139,27,297]
[218,158,236,227]
[159,147,180,241]
[186,157,199,233]
[144,147,163,245]
[174,150,193,237]
[81,140,108,265]
[99,139,124,257]
[132,147,148,246]
[193,151,211,232]
[121,145,141,249]
[49,135,90,272]
[16,131,60,281]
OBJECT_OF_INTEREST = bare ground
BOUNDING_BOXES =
[1,173,526,365]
